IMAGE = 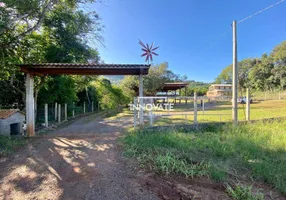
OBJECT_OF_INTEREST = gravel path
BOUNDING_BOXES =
[0,114,160,200]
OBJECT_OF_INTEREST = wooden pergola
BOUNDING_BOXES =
[18,63,150,136]
[159,82,189,104]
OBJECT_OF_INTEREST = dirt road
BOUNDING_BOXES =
[0,114,160,200]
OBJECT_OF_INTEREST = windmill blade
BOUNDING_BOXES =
[145,54,150,62]
[146,43,149,50]
[141,52,148,57]
[152,46,159,51]
[150,42,154,50]
[138,39,147,48]
[152,52,159,56]
[141,48,148,52]
[150,54,153,61]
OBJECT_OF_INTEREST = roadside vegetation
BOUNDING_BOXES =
[0,136,29,156]
[122,119,286,195]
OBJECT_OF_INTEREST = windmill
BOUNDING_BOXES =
[138,39,159,63]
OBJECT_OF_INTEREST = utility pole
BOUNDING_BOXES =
[232,20,238,124]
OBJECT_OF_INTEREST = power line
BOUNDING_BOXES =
[238,0,285,24]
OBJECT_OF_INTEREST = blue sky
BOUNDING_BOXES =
[84,0,286,82]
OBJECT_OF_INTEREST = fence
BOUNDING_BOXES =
[36,101,101,129]
[252,90,286,101]
[134,90,286,127]
[133,94,233,127]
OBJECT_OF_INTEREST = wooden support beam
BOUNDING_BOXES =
[26,73,35,137]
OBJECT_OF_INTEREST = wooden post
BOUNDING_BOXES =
[232,20,238,125]
[133,97,137,127]
[194,92,198,124]
[179,88,181,104]
[149,98,153,126]
[185,87,187,104]
[45,103,48,128]
[98,101,100,111]
[139,74,144,125]
[92,101,94,112]
[202,99,205,114]
[174,90,177,105]
[246,88,250,121]
[55,102,58,120]
[58,104,61,123]
[65,103,67,121]
[83,102,86,114]
[279,92,281,100]
[72,102,75,118]
[26,73,35,137]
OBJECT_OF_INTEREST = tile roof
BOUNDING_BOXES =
[0,110,23,119]
[17,63,150,68]
[17,63,151,75]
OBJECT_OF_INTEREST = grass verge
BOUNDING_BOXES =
[0,136,29,156]
[122,119,286,194]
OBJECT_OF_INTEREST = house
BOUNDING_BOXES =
[0,110,25,136]
[206,84,232,97]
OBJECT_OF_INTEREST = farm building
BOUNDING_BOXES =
[0,110,25,136]
[206,84,232,97]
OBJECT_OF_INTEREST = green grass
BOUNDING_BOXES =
[226,184,264,200]
[122,119,286,194]
[153,100,286,125]
[0,136,29,156]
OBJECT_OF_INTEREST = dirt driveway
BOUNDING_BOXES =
[0,114,160,200]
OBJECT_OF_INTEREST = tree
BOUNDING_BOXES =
[0,0,103,117]
[215,58,257,91]
[271,41,286,90]
[120,62,187,99]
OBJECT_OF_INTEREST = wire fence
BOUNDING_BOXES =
[133,92,286,127]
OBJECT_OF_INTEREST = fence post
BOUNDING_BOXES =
[65,103,67,121]
[55,102,58,120]
[194,92,198,124]
[92,101,94,112]
[149,98,153,126]
[83,102,86,114]
[72,102,75,118]
[58,104,61,123]
[45,103,48,127]
[98,101,100,111]
[202,99,205,114]
[246,88,250,121]
[279,92,281,100]
[133,97,137,127]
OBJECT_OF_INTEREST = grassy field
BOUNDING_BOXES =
[122,119,286,195]
[153,100,286,126]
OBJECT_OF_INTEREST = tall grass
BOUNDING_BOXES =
[122,119,286,194]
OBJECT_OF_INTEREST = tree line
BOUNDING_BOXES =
[215,41,286,92]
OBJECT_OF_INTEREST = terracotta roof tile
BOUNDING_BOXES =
[0,110,22,119]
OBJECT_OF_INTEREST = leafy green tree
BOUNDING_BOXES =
[120,62,187,99]
[271,41,286,90]
[248,54,275,91]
